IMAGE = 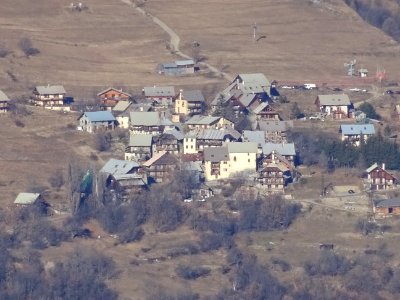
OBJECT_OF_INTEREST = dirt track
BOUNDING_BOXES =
[120,0,233,82]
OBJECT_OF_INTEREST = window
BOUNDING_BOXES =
[186,145,188,149]
[248,159,250,163]
[233,156,237,162]
[191,145,193,149]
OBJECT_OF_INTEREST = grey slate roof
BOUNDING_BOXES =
[257,120,293,132]
[374,199,400,208]
[82,111,116,122]
[0,90,10,101]
[318,94,351,106]
[130,111,160,126]
[35,85,66,95]
[128,134,153,147]
[181,90,205,102]
[100,158,139,175]
[164,129,184,140]
[14,193,40,205]
[227,142,258,154]
[263,143,296,156]
[340,124,375,135]
[143,86,176,98]
[204,146,229,162]
[242,130,266,147]
[238,93,257,107]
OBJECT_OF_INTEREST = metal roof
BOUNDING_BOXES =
[252,102,269,114]
[82,111,116,122]
[112,173,147,185]
[340,124,375,135]
[227,142,258,154]
[128,134,153,147]
[204,146,229,162]
[236,73,270,87]
[318,94,351,106]
[97,87,131,97]
[35,85,66,95]
[112,101,131,112]
[175,59,195,66]
[263,143,296,156]
[242,130,266,147]
[130,111,160,126]
[14,192,40,205]
[142,151,178,167]
[366,163,379,173]
[374,199,400,208]
[186,115,220,125]
[143,86,176,97]
[181,90,205,102]
[197,129,226,140]
[100,158,139,175]
[238,93,257,107]
[261,162,289,172]
[0,90,10,101]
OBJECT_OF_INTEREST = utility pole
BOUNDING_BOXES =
[253,22,257,42]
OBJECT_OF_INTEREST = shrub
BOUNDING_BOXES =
[199,233,223,252]
[271,257,291,272]
[304,250,351,276]
[49,169,64,189]
[95,132,112,152]
[18,38,40,57]
[355,218,378,235]
[175,265,211,280]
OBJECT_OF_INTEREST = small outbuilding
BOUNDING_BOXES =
[373,199,400,217]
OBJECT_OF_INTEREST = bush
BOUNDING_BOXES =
[175,265,211,280]
[199,233,223,252]
[119,227,144,244]
[18,38,40,57]
[167,242,199,258]
[49,169,64,189]
[271,257,291,272]
[95,132,112,152]
[355,218,378,235]
[0,43,10,58]
[14,119,25,127]
[304,250,351,276]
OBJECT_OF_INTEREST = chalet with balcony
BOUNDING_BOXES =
[152,129,184,155]
[143,86,176,106]
[32,85,66,107]
[130,111,174,135]
[78,111,117,133]
[366,163,397,191]
[250,102,280,120]
[203,142,257,181]
[315,94,351,119]
[142,151,179,183]
[100,158,147,195]
[0,90,10,113]
[97,87,131,111]
[174,89,205,116]
[257,159,290,193]
[125,134,153,161]
[183,127,241,154]
[185,115,234,130]
[373,199,400,218]
[340,124,375,146]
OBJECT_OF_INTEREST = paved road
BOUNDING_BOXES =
[120,0,233,82]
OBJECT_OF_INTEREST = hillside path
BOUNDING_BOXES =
[120,0,233,81]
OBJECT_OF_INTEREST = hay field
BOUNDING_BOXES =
[145,0,400,83]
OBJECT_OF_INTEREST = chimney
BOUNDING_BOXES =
[179,89,183,100]
[382,163,385,170]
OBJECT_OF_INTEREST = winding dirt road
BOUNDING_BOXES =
[120,0,233,82]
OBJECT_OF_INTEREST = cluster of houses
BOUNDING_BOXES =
[3,72,400,213]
